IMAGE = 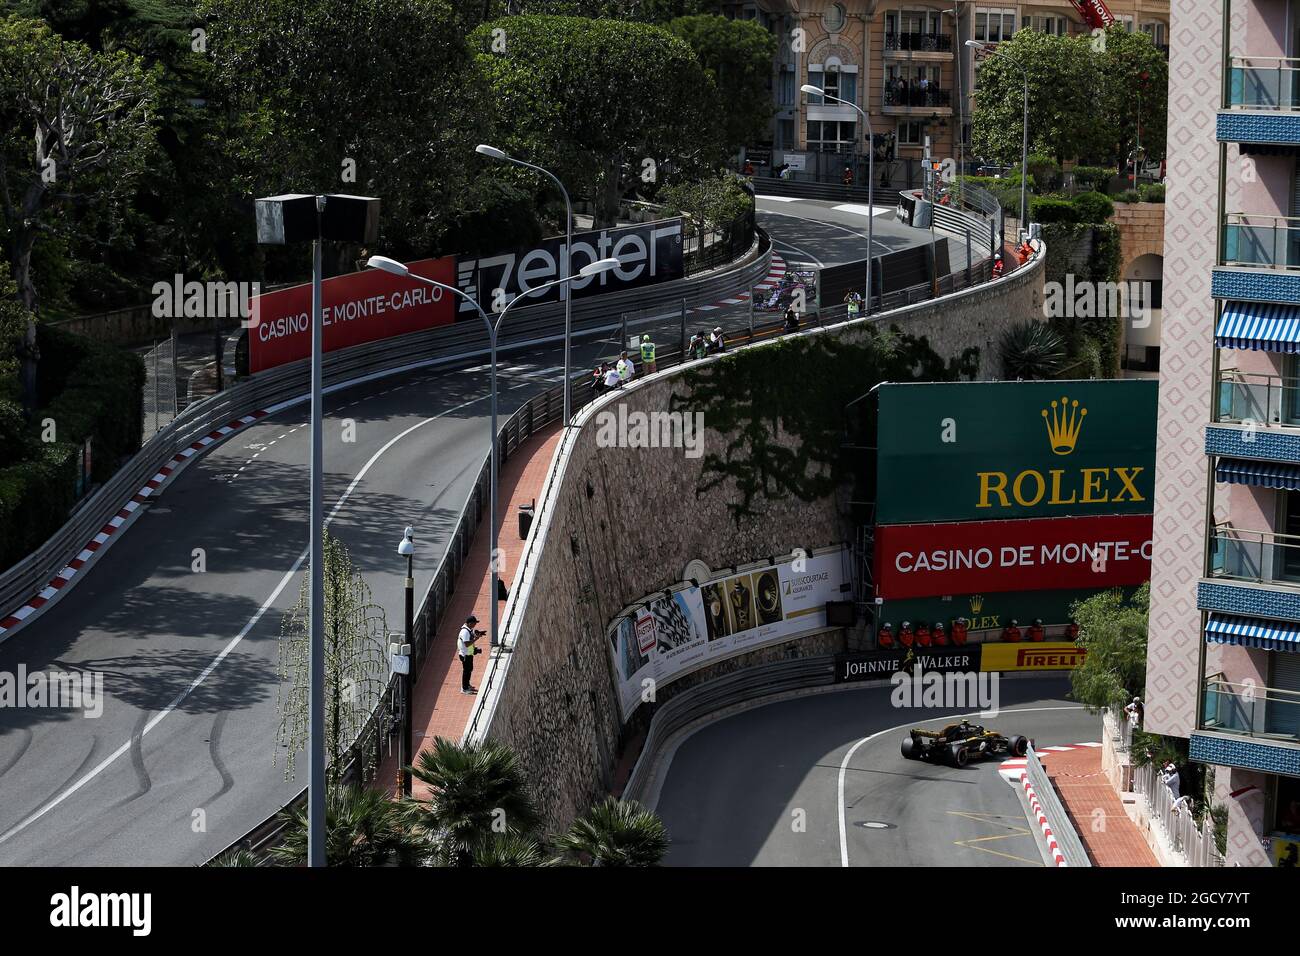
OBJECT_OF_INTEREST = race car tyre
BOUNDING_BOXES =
[948,744,969,768]
[901,736,916,760]
[1009,735,1029,757]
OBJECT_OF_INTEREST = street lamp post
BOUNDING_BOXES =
[366,256,620,656]
[475,145,577,424]
[801,85,874,313]
[396,526,415,797]
[967,39,1029,240]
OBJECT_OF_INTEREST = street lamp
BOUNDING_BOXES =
[475,144,578,425]
[967,39,1029,241]
[366,254,620,657]
[395,526,415,797]
[801,84,875,314]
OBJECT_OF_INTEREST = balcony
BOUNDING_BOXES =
[1219,57,1300,146]
[1217,371,1300,429]
[882,87,952,114]
[884,32,953,55]
[1210,525,1300,589]
[1196,671,1300,764]
[1214,214,1300,304]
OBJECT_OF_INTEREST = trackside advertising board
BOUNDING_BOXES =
[837,646,982,682]
[876,380,1157,524]
[607,549,846,720]
[454,218,684,316]
[874,513,1153,600]
[247,256,456,373]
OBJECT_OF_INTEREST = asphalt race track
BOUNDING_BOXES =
[0,202,939,865]
[651,676,1099,867]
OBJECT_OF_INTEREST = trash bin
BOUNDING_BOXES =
[518,502,535,539]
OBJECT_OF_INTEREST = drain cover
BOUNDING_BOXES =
[854,821,895,830]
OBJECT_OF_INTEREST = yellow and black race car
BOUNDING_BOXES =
[900,720,1029,768]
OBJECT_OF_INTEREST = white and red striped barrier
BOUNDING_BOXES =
[1020,770,1067,867]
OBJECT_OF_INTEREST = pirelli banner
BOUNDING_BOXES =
[979,642,1087,672]
[876,380,1157,525]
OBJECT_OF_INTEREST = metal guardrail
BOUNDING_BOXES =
[0,235,772,620]
[622,655,837,806]
[1023,746,1092,867]
[1132,762,1225,867]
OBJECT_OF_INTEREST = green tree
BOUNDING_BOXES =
[472,14,720,227]
[1097,27,1168,171]
[470,832,555,866]
[276,529,388,785]
[202,0,511,266]
[554,796,669,866]
[667,14,776,153]
[400,738,542,866]
[970,30,1105,168]
[0,14,159,311]
[270,785,424,867]
[1069,583,1150,711]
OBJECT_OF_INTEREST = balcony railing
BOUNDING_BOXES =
[883,87,952,109]
[1228,56,1300,110]
[884,32,953,53]
[1217,370,1300,427]
[1221,213,1300,270]
[1203,672,1300,743]
[1210,524,1300,588]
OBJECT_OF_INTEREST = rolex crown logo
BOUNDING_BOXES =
[969,594,984,614]
[1041,396,1086,455]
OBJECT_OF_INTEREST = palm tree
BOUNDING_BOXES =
[469,832,556,867]
[999,321,1065,380]
[554,797,669,867]
[206,848,261,867]
[401,738,542,866]
[270,784,424,867]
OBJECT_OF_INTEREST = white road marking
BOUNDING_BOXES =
[836,705,1087,868]
[831,204,893,217]
[0,387,520,849]
[757,196,807,202]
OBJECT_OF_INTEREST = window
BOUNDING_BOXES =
[807,119,858,152]
[778,67,796,106]
[1022,14,1069,35]
[974,7,1016,42]
[823,2,847,33]
[898,120,924,145]
[1140,21,1167,47]
[1116,14,1135,31]
[808,66,856,106]
[1281,488,1300,580]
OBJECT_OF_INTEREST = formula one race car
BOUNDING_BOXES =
[900,720,1029,768]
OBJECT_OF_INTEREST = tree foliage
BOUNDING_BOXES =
[271,784,424,867]
[666,14,775,153]
[0,13,159,310]
[472,14,720,226]
[554,796,669,866]
[276,529,388,785]
[1069,583,1149,711]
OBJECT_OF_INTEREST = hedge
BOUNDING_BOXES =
[1071,166,1112,193]
[0,442,80,570]
[1030,196,1081,224]
[1071,190,1115,225]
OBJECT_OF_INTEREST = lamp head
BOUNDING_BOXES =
[366,255,410,277]
[397,526,415,557]
[579,257,620,277]
[965,39,986,49]
[476,144,508,160]
[799,84,821,96]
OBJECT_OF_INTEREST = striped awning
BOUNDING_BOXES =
[1215,301,1300,352]
[1205,613,1300,652]
[1215,458,1300,490]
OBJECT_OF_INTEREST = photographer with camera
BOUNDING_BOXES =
[457,614,485,695]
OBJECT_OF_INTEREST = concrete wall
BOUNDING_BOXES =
[1111,202,1166,279]
[475,252,1046,832]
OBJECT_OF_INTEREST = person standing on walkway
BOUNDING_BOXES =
[640,333,657,374]
[617,351,635,382]
[458,615,483,694]
[783,306,799,334]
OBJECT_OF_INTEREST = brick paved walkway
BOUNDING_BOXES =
[378,423,563,799]
[1046,747,1158,867]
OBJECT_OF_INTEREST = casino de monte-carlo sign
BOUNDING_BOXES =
[875,380,1157,525]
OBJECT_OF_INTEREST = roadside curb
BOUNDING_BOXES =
[1020,770,1067,866]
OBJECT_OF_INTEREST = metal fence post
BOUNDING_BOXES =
[965,227,973,286]
[680,297,687,356]
[620,313,628,353]
[748,286,754,341]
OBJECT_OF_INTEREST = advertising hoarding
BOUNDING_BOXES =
[607,550,846,720]
[836,646,982,683]
[874,513,1152,600]
[876,380,1157,524]
[246,256,456,373]
[979,642,1088,672]
[454,218,684,316]
[875,586,1140,634]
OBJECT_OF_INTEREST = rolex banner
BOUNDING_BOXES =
[606,549,847,720]
[876,380,1157,524]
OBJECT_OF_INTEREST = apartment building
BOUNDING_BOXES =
[726,0,1168,174]
[1148,0,1300,868]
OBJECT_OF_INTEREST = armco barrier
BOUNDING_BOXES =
[0,234,772,627]
[621,655,837,806]
[1022,746,1092,867]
